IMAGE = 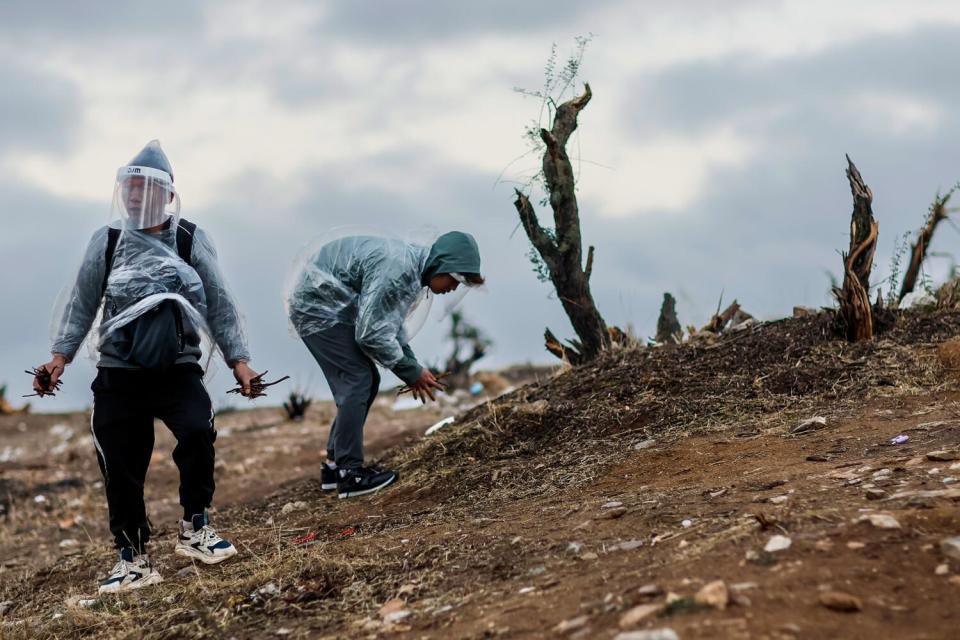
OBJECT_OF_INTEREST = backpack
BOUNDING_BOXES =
[101,219,198,370]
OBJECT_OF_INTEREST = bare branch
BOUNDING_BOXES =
[900,191,953,302]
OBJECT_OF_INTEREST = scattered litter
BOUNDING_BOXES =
[425,416,455,436]
[58,539,79,549]
[291,531,318,545]
[857,514,901,530]
[791,416,827,435]
[634,439,656,450]
[602,501,623,509]
[33,495,47,504]
[566,542,583,555]
[764,535,792,553]
[258,583,280,597]
[616,540,643,551]
[941,537,960,561]
[935,563,950,575]
[336,527,356,540]
[890,435,909,445]
[469,382,484,396]
[519,586,536,594]
[280,501,307,515]
[383,610,411,624]
[681,519,693,528]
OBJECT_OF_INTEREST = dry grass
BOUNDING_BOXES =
[4,309,960,638]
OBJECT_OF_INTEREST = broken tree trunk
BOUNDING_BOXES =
[515,83,610,363]
[656,293,682,343]
[834,155,879,342]
[702,300,742,334]
[899,191,953,303]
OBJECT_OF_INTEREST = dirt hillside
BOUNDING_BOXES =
[2,311,960,639]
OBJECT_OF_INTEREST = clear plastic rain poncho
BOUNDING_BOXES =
[50,141,250,370]
[285,229,483,376]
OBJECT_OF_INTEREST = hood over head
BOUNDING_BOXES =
[421,231,481,285]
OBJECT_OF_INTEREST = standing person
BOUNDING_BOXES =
[287,231,483,498]
[32,140,259,594]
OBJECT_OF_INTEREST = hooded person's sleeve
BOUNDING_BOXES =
[354,256,424,385]
[51,227,109,361]
[191,228,252,365]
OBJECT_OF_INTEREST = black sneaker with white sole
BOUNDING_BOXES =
[99,547,163,594]
[321,462,337,491]
[337,466,399,499]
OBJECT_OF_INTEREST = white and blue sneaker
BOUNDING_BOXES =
[174,512,238,565]
[98,547,163,594]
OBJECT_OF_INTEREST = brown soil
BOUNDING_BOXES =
[2,311,960,639]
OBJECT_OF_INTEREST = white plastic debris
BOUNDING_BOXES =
[764,535,792,553]
[791,416,827,434]
[425,416,456,436]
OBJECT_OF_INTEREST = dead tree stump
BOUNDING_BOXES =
[834,155,878,342]
[656,293,682,343]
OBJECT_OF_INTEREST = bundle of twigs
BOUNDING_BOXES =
[227,371,290,399]
[396,372,451,396]
[23,367,63,398]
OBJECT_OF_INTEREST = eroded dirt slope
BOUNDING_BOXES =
[2,312,960,639]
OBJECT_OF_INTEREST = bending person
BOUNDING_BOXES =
[287,231,483,498]
[32,140,258,594]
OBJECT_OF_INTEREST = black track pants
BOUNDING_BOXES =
[90,364,215,551]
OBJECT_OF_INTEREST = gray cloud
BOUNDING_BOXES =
[319,0,612,41]
[0,62,82,153]
[0,2,204,38]
[630,25,960,136]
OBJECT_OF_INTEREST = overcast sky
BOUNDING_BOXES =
[3,1,960,410]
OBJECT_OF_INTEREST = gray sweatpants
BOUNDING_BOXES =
[302,323,381,469]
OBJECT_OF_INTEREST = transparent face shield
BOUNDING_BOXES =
[111,166,180,231]
[442,272,484,314]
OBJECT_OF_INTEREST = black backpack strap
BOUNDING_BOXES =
[176,218,196,267]
[101,227,121,297]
